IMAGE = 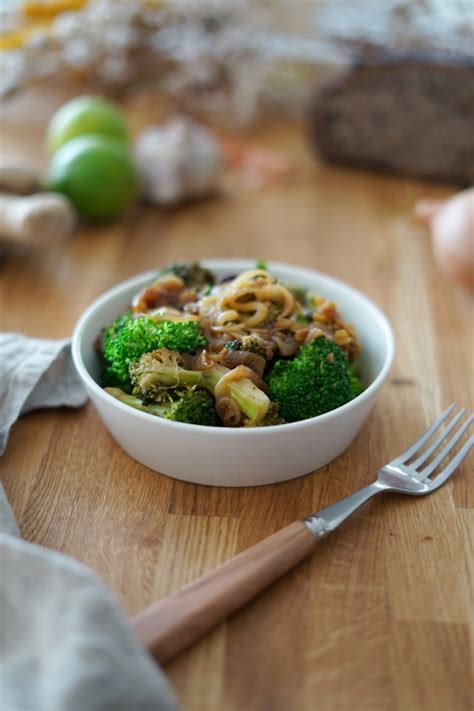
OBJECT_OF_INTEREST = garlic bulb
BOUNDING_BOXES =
[134,118,222,206]
[416,188,474,292]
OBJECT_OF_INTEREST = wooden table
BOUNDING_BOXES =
[1,87,472,711]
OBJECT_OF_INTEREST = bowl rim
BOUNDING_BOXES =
[72,258,396,435]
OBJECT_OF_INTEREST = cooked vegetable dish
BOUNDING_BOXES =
[98,262,365,427]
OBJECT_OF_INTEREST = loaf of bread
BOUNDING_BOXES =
[310,54,474,184]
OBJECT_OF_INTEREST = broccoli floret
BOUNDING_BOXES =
[348,362,365,399]
[349,375,365,399]
[225,335,273,361]
[166,388,218,426]
[295,313,309,325]
[290,286,308,306]
[159,262,215,289]
[266,336,352,422]
[105,386,218,426]
[225,337,266,357]
[129,349,270,426]
[253,401,286,427]
[255,259,268,270]
[101,313,206,387]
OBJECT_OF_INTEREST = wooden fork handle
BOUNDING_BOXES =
[132,520,317,664]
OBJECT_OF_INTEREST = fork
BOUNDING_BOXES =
[132,404,473,664]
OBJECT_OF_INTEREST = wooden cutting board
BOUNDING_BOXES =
[0,85,472,711]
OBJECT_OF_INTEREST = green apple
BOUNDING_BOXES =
[46,96,129,155]
[47,134,137,221]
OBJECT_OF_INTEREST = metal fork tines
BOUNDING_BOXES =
[388,403,474,487]
[305,404,473,537]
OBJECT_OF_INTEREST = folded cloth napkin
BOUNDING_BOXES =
[0,334,178,711]
[0,333,88,455]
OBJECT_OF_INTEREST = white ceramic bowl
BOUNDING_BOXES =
[72,260,395,487]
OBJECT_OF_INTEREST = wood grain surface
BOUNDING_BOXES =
[134,521,318,664]
[1,86,473,711]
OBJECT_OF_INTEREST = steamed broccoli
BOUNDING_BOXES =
[266,336,352,422]
[163,388,218,426]
[129,349,270,425]
[348,362,365,399]
[254,401,286,427]
[225,335,274,362]
[225,336,266,357]
[290,286,308,306]
[159,262,215,290]
[105,386,217,426]
[101,313,206,387]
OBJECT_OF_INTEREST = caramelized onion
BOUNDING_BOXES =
[220,349,267,378]
[274,333,299,357]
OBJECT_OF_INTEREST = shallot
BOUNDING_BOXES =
[415,188,474,292]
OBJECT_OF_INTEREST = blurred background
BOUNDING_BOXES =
[0,0,474,117]
[0,0,473,321]
[1,0,473,118]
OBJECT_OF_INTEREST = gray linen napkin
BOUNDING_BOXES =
[0,334,177,711]
[0,333,88,455]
